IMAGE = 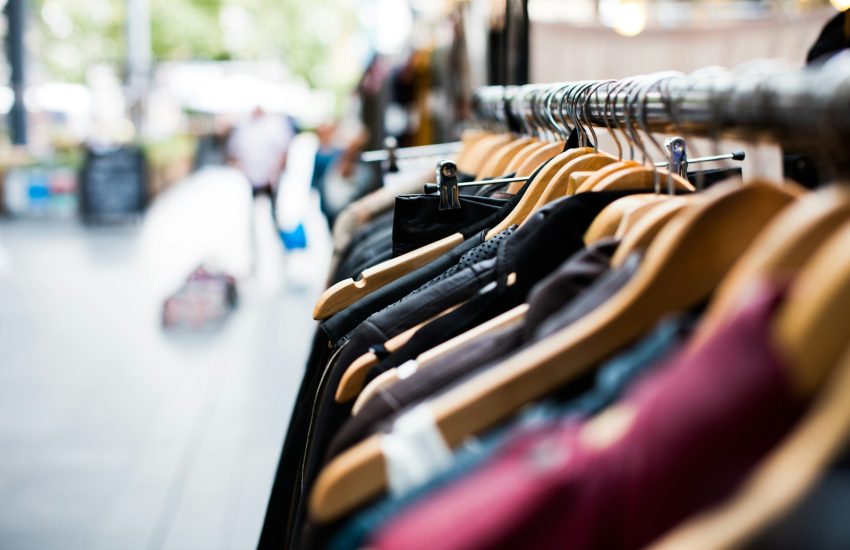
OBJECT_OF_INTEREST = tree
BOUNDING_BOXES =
[32,0,360,90]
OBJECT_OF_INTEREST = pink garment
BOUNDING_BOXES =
[372,283,803,550]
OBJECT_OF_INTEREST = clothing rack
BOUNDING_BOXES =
[360,141,463,164]
[471,55,850,157]
[420,150,746,194]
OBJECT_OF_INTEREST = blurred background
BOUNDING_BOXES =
[0,0,841,549]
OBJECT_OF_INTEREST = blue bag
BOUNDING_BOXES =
[279,223,307,250]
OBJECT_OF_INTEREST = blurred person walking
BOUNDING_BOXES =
[227,106,294,275]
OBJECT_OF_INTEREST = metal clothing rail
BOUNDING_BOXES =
[471,54,850,157]
[420,150,746,194]
[360,141,463,164]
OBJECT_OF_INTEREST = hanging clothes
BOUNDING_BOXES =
[260,63,850,550]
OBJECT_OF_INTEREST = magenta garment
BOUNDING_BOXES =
[372,284,804,550]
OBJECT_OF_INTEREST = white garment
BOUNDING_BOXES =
[380,404,454,497]
[228,114,293,187]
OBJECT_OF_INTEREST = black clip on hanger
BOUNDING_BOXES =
[436,160,461,210]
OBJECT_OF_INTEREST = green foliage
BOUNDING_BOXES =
[32,0,359,90]
[32,0,126,82]
[150,0,228,61]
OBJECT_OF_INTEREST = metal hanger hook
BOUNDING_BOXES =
[599,79,623,160]
[581,80,612,153]
[572,81,599,148]
[545,82,572,139]
[612,77,642,161]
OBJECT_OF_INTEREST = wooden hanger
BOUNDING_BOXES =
[574,160,642,192]
[453,130,492,172]
[457,132,513,176]
[504,146,595,194]
[503,139,546,175]
[484,147,597,238]
[590,166,695,193]
[309,181,797,523]
[512,141,565,179]
[352,304,530,415]
[335,302,464,403]
[339,273,521,403]
[584,194,669,244]
[610,196,696,267]
[475,136,537,179]
[313,233,465,319]
[774,218,850,396]
[351,369,401,416]
[650,225,850,550]
[314,136,573,319]
[567,170,596,191]
[314,134,519,319]
[526,153,618,213]
[615,194,679,238]
[691,185,849,351]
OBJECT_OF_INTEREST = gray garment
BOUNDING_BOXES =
[331,226,517,376]
[533,251,643,341]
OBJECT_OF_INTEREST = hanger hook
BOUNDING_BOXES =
[637,72,682,192]
[527,86,544,139]
[512,85,526,135]
[608,78,637,160]
[619,77,644,162]
[600,79,623,160]
[623,76,646,164]
[574,81,598,148]
[527,85,546,138]
[564,81,585,146]
[557,82,579,139]
[531,85,552,141]
[566,81,586,147]
[545,82,571,140]
[582,80,611,153]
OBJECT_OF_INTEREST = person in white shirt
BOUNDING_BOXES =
[228,105,294,200]
[227,106,295,273]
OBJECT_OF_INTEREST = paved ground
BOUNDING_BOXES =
[0,166,330,549]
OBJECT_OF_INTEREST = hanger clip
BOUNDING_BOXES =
[384,136,399,173]
[436,160,461,210]
[665,137,688,179]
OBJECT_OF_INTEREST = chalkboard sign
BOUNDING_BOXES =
[79,145,146,222]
